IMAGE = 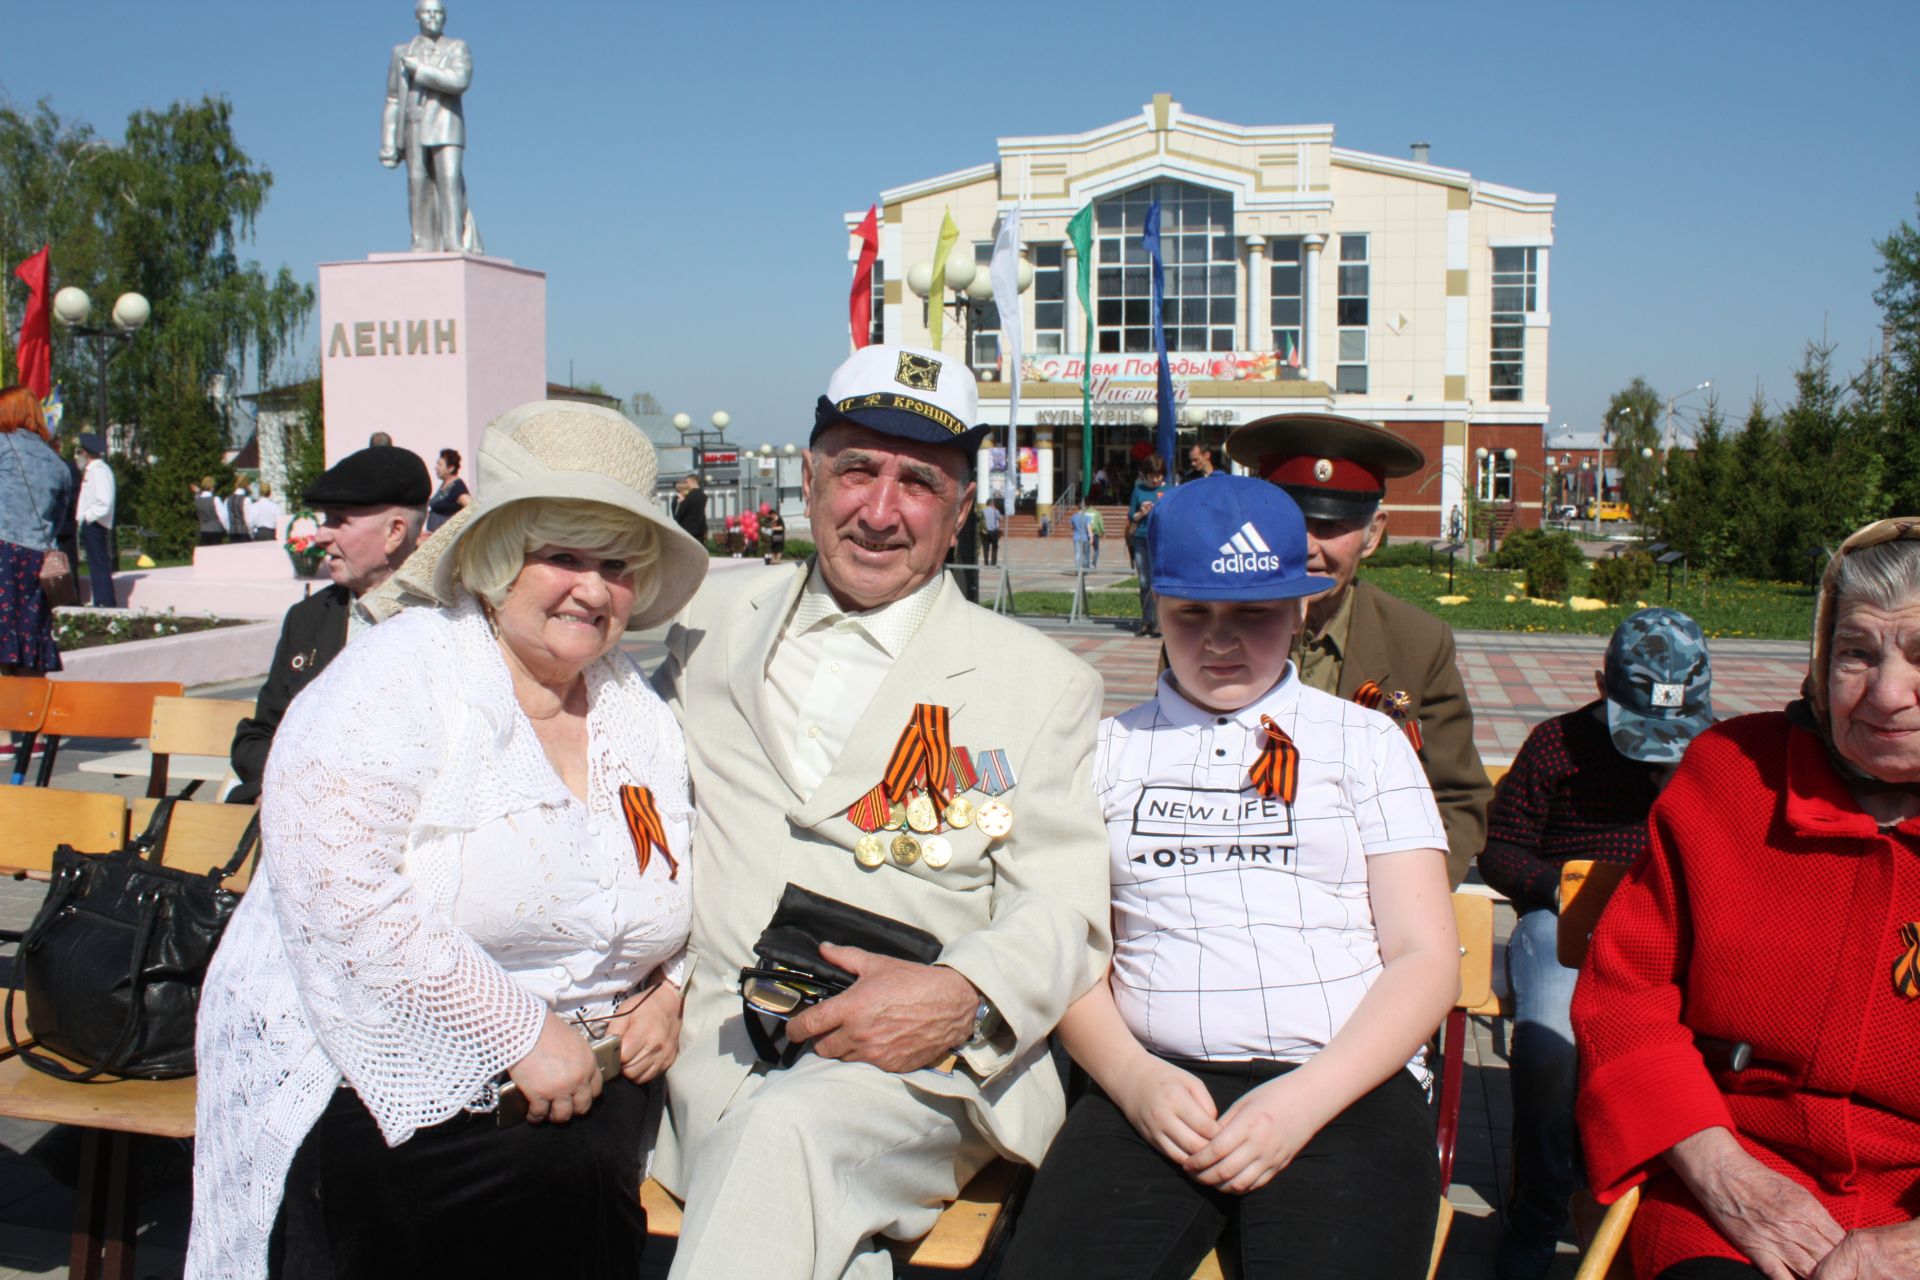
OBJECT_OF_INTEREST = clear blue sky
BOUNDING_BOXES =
[4,0,1915,450]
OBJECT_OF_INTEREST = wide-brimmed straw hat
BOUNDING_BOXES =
[387,400,707,630]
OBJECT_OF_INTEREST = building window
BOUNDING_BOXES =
[1032,243,1065,355]
[869,259,885,347]
[1336,233,1369,394]
[1094,181,1236,355]
[1268,237,1303,376]
[1490,246,1537,402]
[968,243,1000,374]
[1477,449,1515,503]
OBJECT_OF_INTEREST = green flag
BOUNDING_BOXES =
[1066,203,1094,494]
[929,209,959,350]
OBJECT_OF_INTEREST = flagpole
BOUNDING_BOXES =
[990,208,1023,607]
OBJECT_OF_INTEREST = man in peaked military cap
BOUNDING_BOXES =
[227,445,430,804]
[1226,412,1492,886]
[654,343,1111,1279]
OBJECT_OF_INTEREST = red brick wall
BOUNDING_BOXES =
[1377,421,1545,540]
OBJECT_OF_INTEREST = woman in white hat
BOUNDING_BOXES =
[187,402,709,1280]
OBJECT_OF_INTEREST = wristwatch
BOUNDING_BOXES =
[963,997,1003,1052]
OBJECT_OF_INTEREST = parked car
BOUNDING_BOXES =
[1593,500,1634,523]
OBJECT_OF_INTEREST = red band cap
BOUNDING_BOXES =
[1262,454,1385,493]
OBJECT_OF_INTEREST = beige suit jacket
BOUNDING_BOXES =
[654,565,1111,1173]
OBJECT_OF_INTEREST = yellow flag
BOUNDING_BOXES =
[928,209,958,350]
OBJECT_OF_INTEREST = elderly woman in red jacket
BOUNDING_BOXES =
[1573,517,1920,1280]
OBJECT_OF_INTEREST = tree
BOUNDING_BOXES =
[0,95,313,555]
[1603,378,1663,515]
[1651,396,1734,565]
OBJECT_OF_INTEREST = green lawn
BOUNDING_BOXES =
[1010,560,1815,639]
[1360,561,1815,640]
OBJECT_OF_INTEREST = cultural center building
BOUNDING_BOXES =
[847,95,1557,538]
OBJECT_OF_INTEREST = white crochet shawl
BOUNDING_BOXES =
[186,593,690,1280]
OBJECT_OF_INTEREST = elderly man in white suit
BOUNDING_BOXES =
[654,344,1111,1279]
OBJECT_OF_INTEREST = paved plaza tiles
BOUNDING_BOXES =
[0,587,1809,1278]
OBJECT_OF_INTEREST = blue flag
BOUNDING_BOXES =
[1142,199,1176,477]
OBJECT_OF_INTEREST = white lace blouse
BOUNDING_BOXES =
[186,593,692,1280]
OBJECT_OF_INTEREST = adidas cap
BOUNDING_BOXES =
[1147,474,1336,602]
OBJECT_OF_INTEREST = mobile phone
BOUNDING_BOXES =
[495,1034,622,1129]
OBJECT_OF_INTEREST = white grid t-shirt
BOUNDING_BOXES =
[1095,667,1445,1065]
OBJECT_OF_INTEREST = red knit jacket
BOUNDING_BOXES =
[1572,712,1920,1277]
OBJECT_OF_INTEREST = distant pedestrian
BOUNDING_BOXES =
[980,500,1003,565]
[226,479,251,545]
[1128,455,1170,637]
[248,483,283,541]
[1070,503,1092,571]
[760,503,786,562]
[194,477,227,546]
[674,474,708,544]
[76,435,118,607]
[426,448,471,533]
[1086,505,1105,569]
[0,387,76,671]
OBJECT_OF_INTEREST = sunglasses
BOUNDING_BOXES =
[739,965,839,1021]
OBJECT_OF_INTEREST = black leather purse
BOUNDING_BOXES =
[739,883,943,1066]
[4,798,259,1081]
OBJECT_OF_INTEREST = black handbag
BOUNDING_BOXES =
[738,883,943,1066]
[4,798,259,1081]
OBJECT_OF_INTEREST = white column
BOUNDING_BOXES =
[1302,233,1326,381]
[1036,427,1055,515]
[1244,234,1266,353]
[977,439,993,507]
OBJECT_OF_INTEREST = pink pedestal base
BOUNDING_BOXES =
[317,252,547,482]
[120,541,322,620]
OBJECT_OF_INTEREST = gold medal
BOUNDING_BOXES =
[944,797,975,829]
[921,834,952,869]
[906,792,939,834]
[976,799,1014,840]
[854,834,887,868]
[890,833,922,866]
[883,801,907,831]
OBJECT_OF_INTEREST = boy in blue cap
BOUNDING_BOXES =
[1000,474,1461,1280]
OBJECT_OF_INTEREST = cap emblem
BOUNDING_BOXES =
[1313,458,1334,483]
[895,352,942,392]
[1651,682,1685,708]
[1212,521,1280,574]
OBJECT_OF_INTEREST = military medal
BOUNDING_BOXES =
[854,834,887,868]
[921,834,953,870]
[847,785,891,834]
[906,792,939,833]
[947,747,979,796]
[976,799,1013,839]
[1353,680,1424,752]
[944,796,975,829]
[890,833,922,866]
[976,749,1017,796]
[884,802,907,831]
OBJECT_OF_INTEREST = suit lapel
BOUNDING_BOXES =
[727,568,810,798]
[789,578,978,830]
[1337,583,1391,699]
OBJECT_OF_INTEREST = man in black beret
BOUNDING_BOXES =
[227,445,430,804]
[1226,411,1492,887]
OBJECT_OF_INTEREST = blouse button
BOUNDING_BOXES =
[598,875,614,891]
[592,938,610,954]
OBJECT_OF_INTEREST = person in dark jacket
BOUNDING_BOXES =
[673,475,708,544]
[228,445,429,803]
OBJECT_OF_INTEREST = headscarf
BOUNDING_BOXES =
[1788,517,1920,781]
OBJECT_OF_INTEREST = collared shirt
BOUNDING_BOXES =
[1293,583,1356,695]
[76,457,116,529]
[981,505,1002,533]
[1095,667,1445,1069]
[765,564,944,793]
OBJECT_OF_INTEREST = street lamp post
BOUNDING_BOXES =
[674,409,735,521]
[1665,380,1712,451]
[52,286,150,452]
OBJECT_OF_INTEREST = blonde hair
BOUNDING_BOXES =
[454,498,663,619]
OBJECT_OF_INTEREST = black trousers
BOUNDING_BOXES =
[1000,1060,1439,1280]
[80,521,114,609]
[269,1078,653,1279]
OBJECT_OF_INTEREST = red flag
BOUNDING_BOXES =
[13,247,51,400]
[849,204,878,350]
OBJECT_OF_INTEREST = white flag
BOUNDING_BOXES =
[990,206,1022,517]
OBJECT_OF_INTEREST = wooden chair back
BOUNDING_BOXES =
[127,798,260,890]
[146,696,253,798]
[42,680,185,743]
[0,676,52,734]
[0,788,127,875]
[1557,860,1631,969]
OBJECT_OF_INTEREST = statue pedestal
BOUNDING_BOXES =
[316,252,546,475]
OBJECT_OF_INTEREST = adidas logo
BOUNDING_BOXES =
[1213,521,1281,574]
